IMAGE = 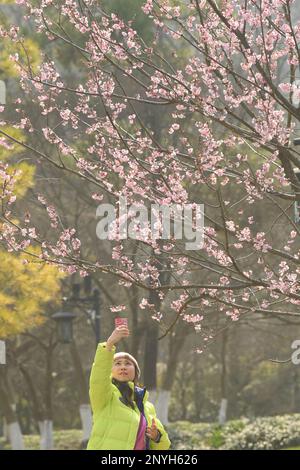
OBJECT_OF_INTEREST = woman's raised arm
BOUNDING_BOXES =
[89,326,129,413]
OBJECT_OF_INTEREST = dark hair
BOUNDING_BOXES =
[112,378,139,410]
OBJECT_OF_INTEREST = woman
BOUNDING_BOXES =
[87,325,171,450]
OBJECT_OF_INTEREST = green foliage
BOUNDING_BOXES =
[209,426,225,449]
[101,0,154,43]
[169,415,300,450]
[220,414,300,450]
[0,429,82,450]
[0,126,64,338]
[0,126,36,200]
[0,126,26,162]
[0,38,41,78]
[250,360,279,384]
[8,161,36,198]
[1,415,300,449]
[0,249,65,337]
[167,421,214,450]
[0,107,65,339]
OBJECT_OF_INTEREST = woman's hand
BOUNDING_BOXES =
[106,326,130,350]
[146,418,160,442]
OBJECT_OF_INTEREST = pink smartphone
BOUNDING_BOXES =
[115,317,128,328]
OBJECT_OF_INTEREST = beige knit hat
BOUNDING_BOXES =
[113,352,141,381]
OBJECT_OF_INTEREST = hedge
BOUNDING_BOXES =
[1,414,300,450]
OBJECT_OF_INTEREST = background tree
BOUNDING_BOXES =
[1,0,300,440]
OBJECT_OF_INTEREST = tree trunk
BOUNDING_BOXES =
[149,389,171,424]
[18,364,43,433]
[218,330,229,425]
[7,422,24,450]
[70,341,92,444]
[14,336,56,448]
[154,324,189,425]
[143,321,159,390]
[218,398,228,425]
[39,420,54,450]
[0,382,24,450]
[79,404,92,444]
[193,353,203,421]
[42,340,55,450]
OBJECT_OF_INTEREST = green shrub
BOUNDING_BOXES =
[220,414,300,450]
[168,415,300,450]
[1,415,300,450]
[209,426,225,449]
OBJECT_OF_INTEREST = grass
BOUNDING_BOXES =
[0,430,83,450]
[1,415,300,450]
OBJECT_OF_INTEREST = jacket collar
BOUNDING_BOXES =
[111,376,149,402]
[128,381,149,402]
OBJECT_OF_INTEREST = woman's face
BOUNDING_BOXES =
[112,357,136,382]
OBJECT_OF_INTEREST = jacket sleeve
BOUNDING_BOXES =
[89,342,116,414]
[147,402,171,450]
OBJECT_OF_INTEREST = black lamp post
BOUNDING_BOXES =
[52,311,77,344]
[52,276,101,346]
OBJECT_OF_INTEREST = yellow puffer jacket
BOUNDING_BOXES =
[87,342,171,450]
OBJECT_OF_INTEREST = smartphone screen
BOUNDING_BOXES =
[115,317,128,328]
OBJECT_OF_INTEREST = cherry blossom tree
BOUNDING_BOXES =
[1,0,300,351]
